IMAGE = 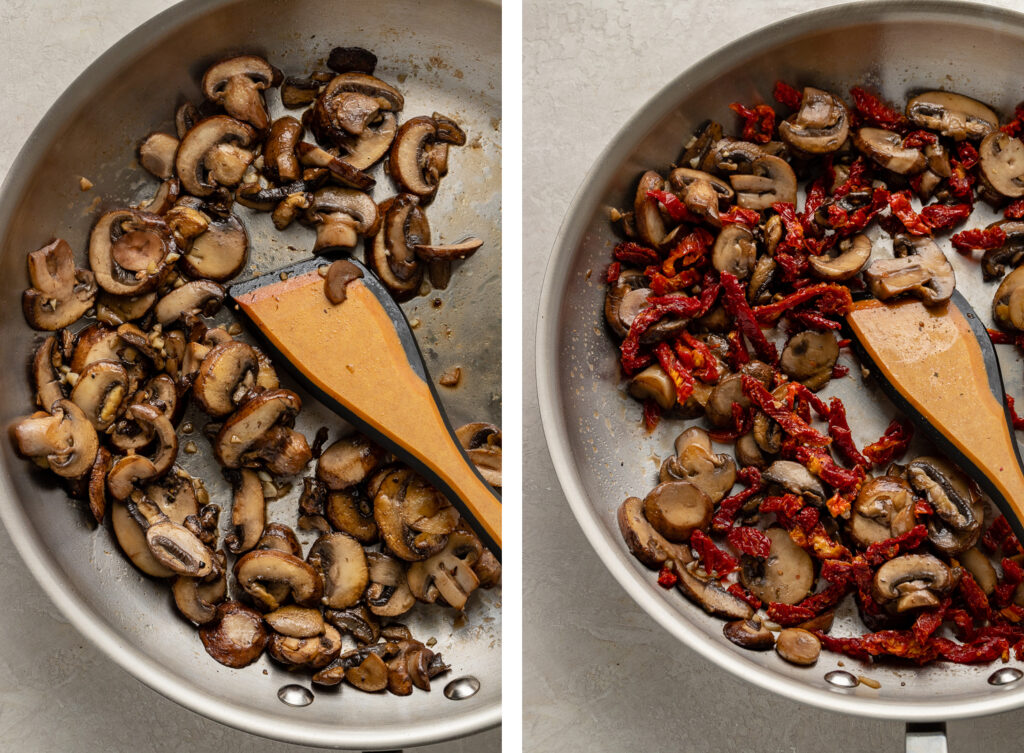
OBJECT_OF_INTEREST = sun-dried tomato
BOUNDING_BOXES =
[773,80,803,110]
[605,261,621,283]
[724,329,750,371]
[729,102,776,144]
[785,382,830,418]
[721,272,778,364]
[849,86,907,131]
[647,267,702,295]
[680,332,719,383]
[1002,103,1024,137]
[744,377,831,447]
[988,329,1024,348]
[690,529,738,575]
[772,201,805,248]
[862,523,928,565]
[813,632,873,661]
[826,397,870,468]
[932,636,1009,664]
[657,566,678,589]
[949,608,978,642]
[727,526,771,558]
[948,164,976,201]
[787,309,843,332]
[641,398,661,432]
[803,521,851,560]
[646,189,697,223]
[920,203,971,231]
[774,248,810,282]
[707,403,754,443]
[912,601,949,644]
[914,499,934,518]
[799,579,852,615]
[758,494,805,529]
[1006,394,1024,431]
[662,228,713,275]
[862,418,914,466]
[654,342,695,405]
[832,157,871,199]
[951,226,1007,254]
[832,364,850,378]
[1006,199,1024,219]
[959,571,992,621]
[957,142,980,170]
[767,602,815,627]
[802,178,830,228]
[710,467,764,532]
[719,206,762,226]
[751,283,853,324]
[888,192,931,235]
[613,241,660,266]
[793,445,865,492]
[982,517,1024,557]
[902,130,938,148]
[837,186,891,237]
[1003,556,1024,585]
[620,294,703,373]
[727,582,762,610]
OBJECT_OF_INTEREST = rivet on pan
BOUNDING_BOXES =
[824,670,859,688]
[988,668,1024,686]
[443,676,480,700]
[278,684,314,707]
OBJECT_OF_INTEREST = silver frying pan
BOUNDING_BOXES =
[538,0,1024,747]
[0,0,501,748]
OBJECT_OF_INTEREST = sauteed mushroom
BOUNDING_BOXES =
[993,265,1024,331]
[11,399,98,479]
[739,527,815,605]
[199,601,268,668]
[854,127,926,174]
[234,549,324,610]
[22,239,96,331]
[865,233,955,305]
[307,533,369,610]
[661,427,735,503]
[778,87,849,154]
[729,155,798,209]
[808,234,871,281]
[979,131,1024,200]
[848,476,917,547]
[676,562,754,619]
[202,55,279,132]
[138,132,179,179]
[780,331,838,391]
[906,91,997,141]
[873,554,955,612]
[175,116,257,197]
[89,209,172,296]
[642,481,712,542]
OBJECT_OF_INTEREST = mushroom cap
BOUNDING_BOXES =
[634,170,667,247]
[729,155,798,210]
[775,628,821,665]
[388,116,443,199]
[317,435,384,490]
[406,529,482,610]
[993,265,1024,331]
[322,72,404,111]
[307,532,369,610]
[906,91,997,141]
[365,194,428,299]
[201,55,278,131]
[199,601,268,668]
[179,213,248,282]
[175,116,257,197]
[763,460,827,504]
[808,233,871,281]
[225,468,265,554]
[153,279,225,326]
[848,475,917,547]
[711,224,757,280]
[325,489,379,544]
[675,561,754,620]
[70,359,128,432]
[193,341,259,417]
[666,427,736,503]
[263,116,304,183]
[906,456,981,532]
[214,389,302,468]
[865,233,955,305]
[723,618,775,651]
[308,186,379,253]
[267,625,342,670]
[739,527,815,605]
[365,551,416,617]
[172,567,227,625]
[779,87,849,155]
[22,239,97,331]
[780,330,839,392]
[627,364,676,410]
[11,399,99,479]
[88,210,172,297]
[264,606,325,638]
[138,132,180,180]
[616,496,692,569]
[979,131,1024,199]
[234,548,325,610]
[853,127,927,174]
[642,481,713,542]
[872,553,955,612]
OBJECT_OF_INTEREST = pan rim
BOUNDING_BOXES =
[0,0,501,747]
[536,0,1024,722]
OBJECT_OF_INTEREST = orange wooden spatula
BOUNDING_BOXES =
[230,257,501,556]
[846,289,1024,543]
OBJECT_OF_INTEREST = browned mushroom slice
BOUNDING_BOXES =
[179,213,249,282]
[979,131,1024,200]
[22,239,97,331]
[267,625,343,670]
[304,186,379,254]
[95,290,157,327]
[704,361,773,428]
[739,527,815,605]
[456,422,502,488]
[959,547,998,594]
[413,237,483,262]
[138,177,181,217]
[307,532,369,610]
[10,399,98,479]
[407,529,482,610]
[763,460,827,504]
[723,618,775,651]
[848,475,917,547]
[142,509,216,578]
[854,127,927,174]
[176,116,257,197]
[111,496,175,577]
[365,551,416,617]
[87,447,112,524]
[873,553,955,612]
[665,428,736,503]
[325,489,378,544]
[808,233,871,281]
[780,331,839,391]
[981,220,1024,281]
[265,605,325,638]
[627,364,676,410]
[214,389,309,471]
[88,209,172,297]
[70,360,128,431]
[709,138,765,173]
[258,522,303,557]
[325,604,380,644]
[173,558,227,625]
[281,73,330,109]
[152,280,225,327]
[138,132,180,180]
[907,456,981,533]
[616,496,692,569]
[317,435,384,490]
[32,336,65,410]
[776,628,821,665]
[201,55,279,132]
[993,265,1024,331]
[641,481,712,542]
[711,224,756,280]
[779,87,849,154]
[365,194,429,300]
[388,116,453,200]
[906,91,997,141]
[634,170,667,247]
[373,469,449,561]
[865,233,955,305]
[234,549,324,610]
[199,601,268,668]
[193,341,259,417]
[729,155,797,209]
[675,561,754,620]
[263,116,304,183]
[346,652,389,692]
[224,469,265,554]
[296,141,376,190]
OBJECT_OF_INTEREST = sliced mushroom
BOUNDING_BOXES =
[775,628,821,665]
[739,527,815,605]
[325,604,380,644]
[979,131,1024,200]
[373,469,452,561]
[675,561,754,620]
[711,224,757,280]
[224,469,265,554]
[296,141,375,190]
[175,116,257,197]
[10,399,98,479]
[668,428,736,502]
[317,435,383,489]
[642,481,713,543]
[705,361,773,428]
[307,533,369,610]
[365,551,416,617]
[993,266,1024,331]
[87,447,112,524]
[234,549,324,610]
[345,652,389,692]
[853,127,927,174]
[848,476,917,547]
[193,341,259,417]
[365,194,429,300]
[214,389,309,472]
[178,213,249,282]
[264,605,325,638]
[873,553,955,612]
[32,337,65,411]
[388,115,453,200]
[958,547,998,594]
[763,460,827,505]
[729,155,797,209]
[709,138,765,174]
[406,529,482,610]
[634,170,667,247]
[808,233,871,281]
[865,233,955,305]
[95,290,157,326]
[138,132,180,180]
[268,625,343,670]
[455,422,502,488]
[723,618,775,651]
[604,269,689,342]
[325,489,378,544]
[22,239,97,330]
[280,73,329,108]
[906,91,997,141]
[199,601,268,668]
[263,116,304,182]
[70,360,128,432]
[907,456,981,533]
[627,364,676,410]
[201,55,279,132]
[153,280,225,327]
[173,559,227,625]
[258,522,303,557]
[305,186,379,254]
[616,496,692,569]
[981,220,1024,281]
[780,331,838,391]
[88,210,172,297]
[778,87,849,154]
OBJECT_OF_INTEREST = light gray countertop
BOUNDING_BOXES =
[523,0,1024,751]
[0,2,498,751]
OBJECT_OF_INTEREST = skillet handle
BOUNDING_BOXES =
[906,722,947,753]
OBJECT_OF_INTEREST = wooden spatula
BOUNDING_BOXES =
[846,289,1024,543]
[229,257,501,556]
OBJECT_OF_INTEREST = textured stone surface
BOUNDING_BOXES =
[523,0,1024,751]
[0,2,497,751]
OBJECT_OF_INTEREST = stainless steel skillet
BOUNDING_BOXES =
[0,0,501,748]
[538,0,1024,745]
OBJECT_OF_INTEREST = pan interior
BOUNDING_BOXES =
[0,0,500,747]
[543,1,1024,718]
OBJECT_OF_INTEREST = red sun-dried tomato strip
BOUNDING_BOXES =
[620,294,703,373]
[1006,199,1024,219]
[951,226,1007,254]
[724,330,750,370]
[902,130,938,148]
[773,80,803,110]
[696,270,721,316]
[654,342,695,405]
[751,283,853,324]
[793,445,865,492]
[774,248,810,282]
[836,186,891,237]
[912,601,949,644]
[727,582,762,610]
[657,566,678,589]
[719,206,762,226]
[647,267,702,296]
[799,579,853,615]
[613,241,660,266]
[689,529,738,576]
[785,382,830,418]
[862,523,929,566]
[729,102,776,144]
[832,157,870,199]
[1001,103,1024,136]
[641,398,661,432]
[788,309,843,331]
[957,142,980,170]
[832,364,850,378]
[959,571,992,621]
[888,192,931,235]
[646,189,697,223]
[744,377,831,447]
[802,177,830,230]
[758,494,805,530]
[948,163,976,202]
[721,272,778,363]
[680,332,719,383]
[766,602,815,627]
[605,261,621,283]
[862,418,914,466]
[710,467,764,532]
[986,518,1024,557]
[932,636,1009,664]
[661,227,713,275]
[1005,394,1024,431]
[727,526,771,558]
[849,86,907,131]
[949,608,978,642]
[825,490,855,519]
[920,203,971,231]
[772,201,806,250]
[826,397,870,468]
